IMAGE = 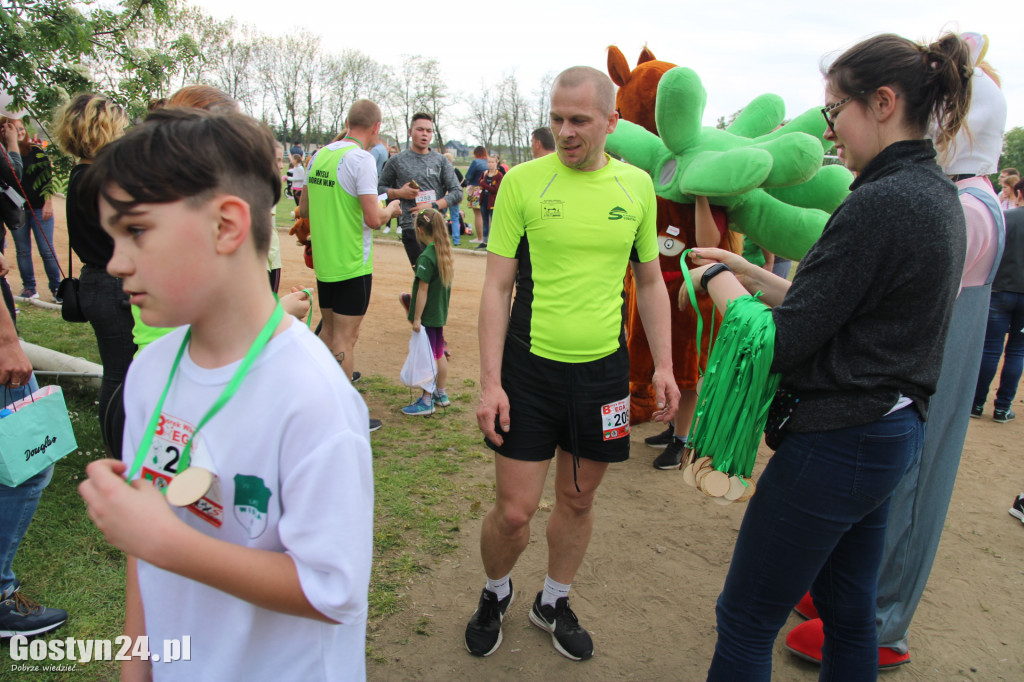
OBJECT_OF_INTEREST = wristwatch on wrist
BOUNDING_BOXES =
[700,263,732,291]
[431,202,439,210]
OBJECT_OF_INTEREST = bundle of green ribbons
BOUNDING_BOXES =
[678,251,780,500]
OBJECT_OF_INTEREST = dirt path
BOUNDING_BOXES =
[10,198,1024,680]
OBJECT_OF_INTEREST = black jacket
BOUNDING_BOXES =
[771,139,966,431]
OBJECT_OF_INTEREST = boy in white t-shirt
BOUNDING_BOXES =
[78,108,373,682]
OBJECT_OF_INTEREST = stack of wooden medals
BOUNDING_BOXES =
[680,294,779,505]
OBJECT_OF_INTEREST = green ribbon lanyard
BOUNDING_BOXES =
[301,288,314,328]
[126,302,285,485]
[677,250,780,479]
[678,249,716,380]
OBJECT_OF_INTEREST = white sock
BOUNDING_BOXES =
[541,575,571,607]
[485,573,511,601]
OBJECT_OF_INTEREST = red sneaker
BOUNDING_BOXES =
[794,591,819,620]
[785,618,911,668]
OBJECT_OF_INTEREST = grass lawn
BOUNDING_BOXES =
[3,305,490,680]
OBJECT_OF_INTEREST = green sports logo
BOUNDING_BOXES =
[608,206,636,222]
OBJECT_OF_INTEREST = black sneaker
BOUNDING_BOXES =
[970,403,983,418]
[644,423,674,449]
[350,371,362,383]
[0,591,68,637]
[1009,494,1024,524]
[653,437,687,470]
[528,592,593,661]
[369,418,383,432]
[993,408,1016,423]
[465,583,514,657]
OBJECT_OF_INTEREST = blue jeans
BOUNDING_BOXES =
[1,374,54,600]
[482,205,493,243]
[448,203,461,246]
[973,290,1024,411]
[11,208,61,295]
[708,408,923,682]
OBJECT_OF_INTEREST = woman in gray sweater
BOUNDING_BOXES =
[691,33,974,681]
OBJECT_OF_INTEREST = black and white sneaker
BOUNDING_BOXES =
[0,590,67,638]
[465,582,514,657]
[644,423,674,448]
[653,437,687,470]
[993,408,1016,423]
[369,418,383,432]
[1009,494,1024,525]
[350,371,362,383]
[970,403,983,418]
[528,592,593,661]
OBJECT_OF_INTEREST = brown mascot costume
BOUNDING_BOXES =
[609,46,739,465]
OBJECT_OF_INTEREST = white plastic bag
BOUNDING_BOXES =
[400,327,437,393]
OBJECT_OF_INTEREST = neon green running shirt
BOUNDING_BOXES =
[488,153,658,363]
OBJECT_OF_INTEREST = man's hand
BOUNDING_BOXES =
[395,182,418,200]
[79,459,183,563]
[650,368,680,423]
[477,385,511,446]
[0,252,8,278]
[41,201,53,221]
[386,199,401,217]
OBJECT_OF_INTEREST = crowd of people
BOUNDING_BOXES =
[0,26,1020,681]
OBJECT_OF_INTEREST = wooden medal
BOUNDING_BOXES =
[737,477,757,502]
[723,475,747,501]
[711,495,734,506]
[682,460,698,487]
[694,465,715,488]
[165,467,214,507]
[699,470,730,498]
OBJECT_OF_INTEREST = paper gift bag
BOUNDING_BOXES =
[0,385,78,487]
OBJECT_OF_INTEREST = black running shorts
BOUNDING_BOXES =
[485,337,631,463]
[317,274,372,316]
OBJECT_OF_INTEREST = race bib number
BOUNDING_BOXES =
[601,397,630,441]
[141,413,223,527]
[415,189,437,204]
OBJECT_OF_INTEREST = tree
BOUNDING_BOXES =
[0,0,201,120]
[497,72,531,164]
[212,22,263,112]
[465,84,502,149]
[394,55,451,149]
[998,127,1024,178]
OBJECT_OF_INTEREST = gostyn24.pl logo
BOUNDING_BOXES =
[6,635,191,665]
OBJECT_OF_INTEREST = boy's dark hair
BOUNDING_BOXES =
[82,108,281,253]
[411,112,433,125]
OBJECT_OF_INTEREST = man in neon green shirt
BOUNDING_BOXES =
[301,100,399,432]
[465,66,680,661]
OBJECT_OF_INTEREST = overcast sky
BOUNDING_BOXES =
[200,0,1022,143]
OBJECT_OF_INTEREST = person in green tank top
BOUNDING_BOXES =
[300,100,399,432]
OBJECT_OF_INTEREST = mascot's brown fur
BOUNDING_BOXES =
[609,46,739,425]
